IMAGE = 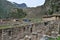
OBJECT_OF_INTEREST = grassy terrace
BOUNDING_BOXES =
[48,36,60,40]
[0,18,42,29]
[57,36,60,40]
[48,38,55,40]
[0,23,27,29]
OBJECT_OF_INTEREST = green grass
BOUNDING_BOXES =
[57,36,60,40]
[29,18,42,23]
[0,23,27,29]
[48,36,60,40]
[0,25,14,29]
[48,38,55,40]
[0,18,42,29]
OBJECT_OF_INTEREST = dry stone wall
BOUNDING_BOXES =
[0,21,60,40]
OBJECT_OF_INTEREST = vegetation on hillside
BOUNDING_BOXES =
[46,0,60,15]
[0,0,60,19]
[9,8,27,19]
[0,0,27,19]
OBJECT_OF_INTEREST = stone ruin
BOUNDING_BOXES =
[0,20,59,40]
[0,14,60,40]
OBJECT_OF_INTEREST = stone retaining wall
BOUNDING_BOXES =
[0,21,59,40]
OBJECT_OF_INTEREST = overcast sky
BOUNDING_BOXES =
[7,0,45,7]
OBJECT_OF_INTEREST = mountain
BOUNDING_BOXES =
[0,0,60,18]
[0,0,10,18]
[13,2,27,8]
[0,0,27,18]
[23,6,45,18]
[23,0,60,18]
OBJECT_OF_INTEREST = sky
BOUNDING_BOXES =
[7,0,45,7]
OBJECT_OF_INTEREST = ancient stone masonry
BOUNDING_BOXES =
[0,29,2,40]
[0,20,60,40]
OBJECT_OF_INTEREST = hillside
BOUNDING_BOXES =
[23,0,60,18]
[0,0,27,18]
[0,0,60,19]
[0,0,16,18]
[23,6,46,18]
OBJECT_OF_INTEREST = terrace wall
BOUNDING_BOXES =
[0,21,60,40]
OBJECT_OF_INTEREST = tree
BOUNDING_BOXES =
[48,9,53,15]
[10,8,27,18]
[46,0,60,15]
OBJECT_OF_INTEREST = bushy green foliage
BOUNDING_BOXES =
[10,8,27,18]
[47,0,60,15]
[48,9,53,15]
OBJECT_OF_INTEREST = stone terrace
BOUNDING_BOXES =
[0,20,60,40]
